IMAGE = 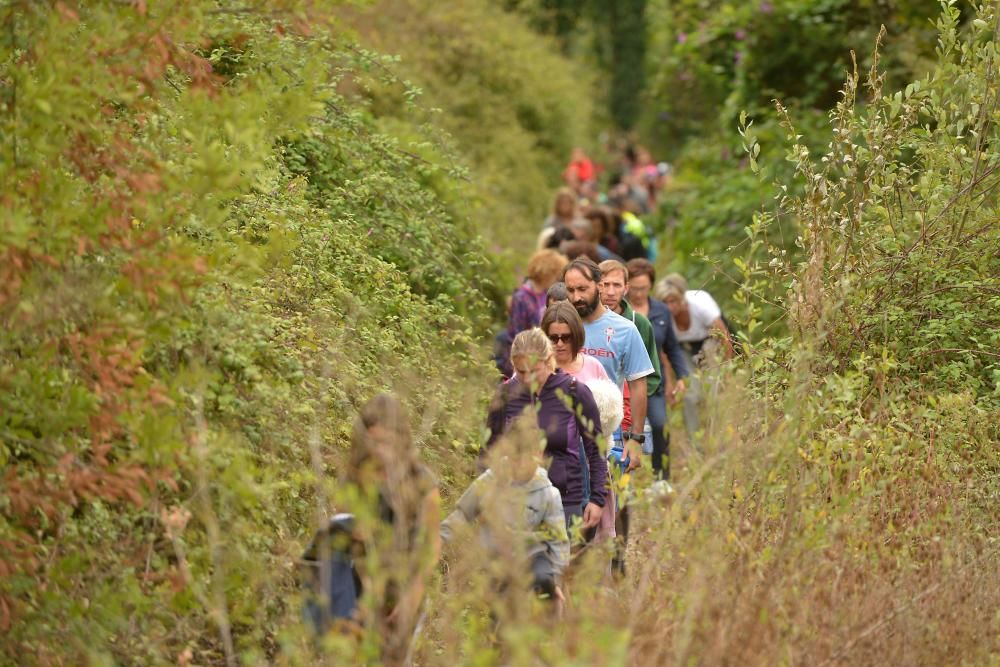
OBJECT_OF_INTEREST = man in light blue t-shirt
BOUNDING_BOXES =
[563,257,653,472]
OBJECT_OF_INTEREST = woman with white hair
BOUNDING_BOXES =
[655,274,734,441]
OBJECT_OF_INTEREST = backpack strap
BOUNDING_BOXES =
[567,376,591,508]
[568,376,591,430]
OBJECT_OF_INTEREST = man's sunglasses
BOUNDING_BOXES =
[547,333,573,344]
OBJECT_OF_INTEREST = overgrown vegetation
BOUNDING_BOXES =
[0,2,498,662]
[1,0,997,665]
[644,0,948,312]
[342,0,598,263]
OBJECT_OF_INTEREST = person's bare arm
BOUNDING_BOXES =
[660,349,686,405]
[712,318,735,360]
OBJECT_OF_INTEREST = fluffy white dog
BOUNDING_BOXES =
[583,378,623,452]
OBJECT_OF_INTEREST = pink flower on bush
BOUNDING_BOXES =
[735,28,747,40]
[677,32,687,44]
[760,1,774,14]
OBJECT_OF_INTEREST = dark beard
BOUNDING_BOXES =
[573,291,601,318]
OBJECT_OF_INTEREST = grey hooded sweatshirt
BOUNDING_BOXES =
[441,466,570,581]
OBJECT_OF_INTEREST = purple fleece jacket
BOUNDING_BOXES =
[506,281,547,338]
[485,369,608,510]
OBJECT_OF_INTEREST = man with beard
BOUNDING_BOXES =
[562,257,653,577]
[562,257,653,472]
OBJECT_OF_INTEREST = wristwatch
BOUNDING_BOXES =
[623,431,646,444]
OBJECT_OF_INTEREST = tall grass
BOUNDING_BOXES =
[1,1,996,665]
[405,4,998,664]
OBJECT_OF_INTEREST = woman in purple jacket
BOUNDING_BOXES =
[494,251,568,378]
[484,328,608,534]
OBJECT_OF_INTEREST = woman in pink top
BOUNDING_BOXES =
[540,302,618,543]
[540,302,609,383]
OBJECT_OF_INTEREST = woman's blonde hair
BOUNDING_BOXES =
[527,249,569,287]
[510,328,555,369]
[655,273,688,301]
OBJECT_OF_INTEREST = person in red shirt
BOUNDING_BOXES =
[563,147,595,195]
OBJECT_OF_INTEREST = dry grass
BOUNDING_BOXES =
[405,371,999,666]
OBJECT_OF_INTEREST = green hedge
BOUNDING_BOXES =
[0,3,495,662]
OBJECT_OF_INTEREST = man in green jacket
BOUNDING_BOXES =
[599,262,661,386]
[597,260,662,455]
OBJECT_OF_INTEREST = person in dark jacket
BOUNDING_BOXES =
[625,258,690,479]
[483,328,608,535]
[494,250,568,377]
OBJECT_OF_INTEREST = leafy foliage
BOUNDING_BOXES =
[501,0,650,130]
[344,0,598,263]
[760,2,1000,407]
[1,0,997,665]
[0,2,493,663]
[641,0,947,324]
[645,0,942,141]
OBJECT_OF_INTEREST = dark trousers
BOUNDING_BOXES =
[648,388,670,480]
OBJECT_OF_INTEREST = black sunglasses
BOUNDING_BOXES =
[547,333,573,344]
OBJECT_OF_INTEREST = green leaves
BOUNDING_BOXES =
[739,110,761,175]
[1,2,501,662]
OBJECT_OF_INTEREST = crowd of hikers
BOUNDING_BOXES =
[302,145,737,663]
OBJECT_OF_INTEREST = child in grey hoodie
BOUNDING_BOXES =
[441,415,569,602]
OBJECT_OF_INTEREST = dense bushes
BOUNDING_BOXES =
[645,0,942,141]
[641,0,947,323]
[768,6,1000,406]
[0,3,500,662]
[343,0,598,262]
[1,0,996,665]
[632,4,999,661]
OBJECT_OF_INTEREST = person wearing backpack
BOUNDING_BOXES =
[303,394,440,666]
[483,328,608,539]
[494,250,568,377]
[441,413,570,608]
